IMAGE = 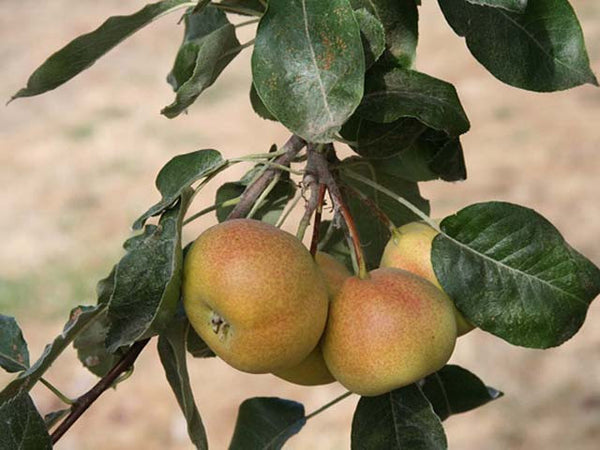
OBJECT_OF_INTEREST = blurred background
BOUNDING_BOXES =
[1,1,599,449]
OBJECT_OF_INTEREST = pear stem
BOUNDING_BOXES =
[342,184,397,233]
[309,184,327,256]
[247,172,281,219]
[308,145,368,279]
[227,135,306,220]
[305,391,353,421]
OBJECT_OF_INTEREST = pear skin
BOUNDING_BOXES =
[315,252,352,298]
[322,268,457,396]
[272,252,351,386]
[380,221,475,336]
[183,219,329,374]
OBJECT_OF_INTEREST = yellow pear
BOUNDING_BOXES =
[322,268,457,396]
[272,252,351,386]
[380,221,474,336]
[183,219,329,374]
[315,251,352,298]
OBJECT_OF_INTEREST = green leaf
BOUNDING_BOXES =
[351,384,447,450]
[354,8,386,69]
[338,159,430,269]
[106,193,191,353]
[0,393,52,450]
[133,149,225,230]
[0,306,103,403]
[250,84,277,121]
[11,0,192,100]
[438,0,598,92]
[421,365,503,421]
[465,0,527,12]
[357,65,470,136]
[252,0,365,143]
[229,397,306,450]
[340,114,427,159]
[351,0,419,68]
[162,6,241,118]
[215,167,296,224]
[218,0,266,16]
[0,315,29,373]
[432,201,600,348]
[158,318,208,450]
[73,310,125,377]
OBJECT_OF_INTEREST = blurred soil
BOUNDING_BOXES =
[1,1,599,449]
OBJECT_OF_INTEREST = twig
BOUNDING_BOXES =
[308,145,368,279]
[51,339,151,444]
[296,146,320,240]
[342,184,396,232]
[309,184,327,256]
[227,135,306,220]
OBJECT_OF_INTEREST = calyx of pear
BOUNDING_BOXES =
[272,252,351,386]
[380,221,475,336]
[322,268,458,397]
[183,219,329,374]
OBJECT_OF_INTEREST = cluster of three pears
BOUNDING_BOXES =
[183,219,462,396]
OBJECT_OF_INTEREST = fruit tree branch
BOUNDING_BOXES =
[50,338,151,444]
[308,145,368,279]
[227,135,306,220]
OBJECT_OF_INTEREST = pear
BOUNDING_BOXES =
[183,219,329,374]
[315,251,352,298]
[380,221,474,336]
[272,252,351,386]
[322,268,457,396]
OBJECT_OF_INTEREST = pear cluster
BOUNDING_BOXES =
[183,219,470,396]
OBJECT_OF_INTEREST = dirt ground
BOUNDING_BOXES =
[1,1,599,449]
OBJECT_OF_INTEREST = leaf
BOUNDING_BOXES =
[351,384,447,450]
[133,149,224,230]
[229,397,306,450]
[0,306,103,403]
[354,8,386,69]
[338,159,430,269]
[162,6,241,118]
[158,319,208,450]
[106,193,191,353]
[218,0,266,16]
[465,0,527,12]
[356,65,470,136]
[351,0,419,68]
[340,114,427,159]
[438,0,598,92]
[11,0,192,100]
[432,201,600,348]
[0,393,52,450]
[215,167,296,224]
[250,84,277,121]
[421,365,503,421]
[73,310,126,377]
[252,0,365,143]
[0,315,29,373]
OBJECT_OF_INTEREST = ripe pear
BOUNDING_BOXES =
[380,221,474,336]
[183,219,329,374]
[315,251,352,298]
[272,252,351,386]
[322,268,457,396]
